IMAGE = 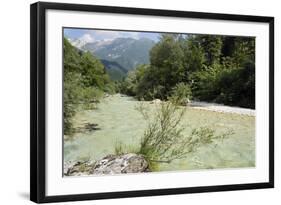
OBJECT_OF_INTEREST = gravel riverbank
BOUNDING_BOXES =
[189,101,255,116]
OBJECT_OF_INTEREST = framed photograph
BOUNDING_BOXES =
[30,2,274,203]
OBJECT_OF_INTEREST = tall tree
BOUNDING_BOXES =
[149,34,185,96]
[195,35,223,66]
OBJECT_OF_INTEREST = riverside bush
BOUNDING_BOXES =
[134,97,234,166]
[168,82,192,105]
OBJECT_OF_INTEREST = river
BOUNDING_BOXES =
[64,94,255,173]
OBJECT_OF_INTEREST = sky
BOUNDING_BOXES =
[64,28,160,43]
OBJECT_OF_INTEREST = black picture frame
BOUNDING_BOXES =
[30,1,274,203]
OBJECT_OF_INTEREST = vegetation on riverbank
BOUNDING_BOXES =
[64,38,116,134]
[64,33,255,135]
[114,91,234,170]
[63,31,255,174]
[120,34,255,109]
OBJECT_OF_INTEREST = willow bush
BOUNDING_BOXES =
[134,95,234,165]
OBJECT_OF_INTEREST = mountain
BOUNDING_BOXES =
[100,59,127,81]
[67,38,89,49]
[80,37,156,80]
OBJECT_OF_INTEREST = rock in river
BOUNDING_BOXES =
[65,153,150,176]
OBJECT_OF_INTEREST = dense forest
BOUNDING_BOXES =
[64,34,255,134]
[120,34,255,109]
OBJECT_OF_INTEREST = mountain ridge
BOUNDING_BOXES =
[69,37,156,80]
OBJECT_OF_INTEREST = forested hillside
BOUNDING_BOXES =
[64,33,255,136]
[120,34,255,108]
[73,37,156,80]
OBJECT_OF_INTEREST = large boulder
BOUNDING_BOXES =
[93,153,149,174]
[65,153,150,176]
[64,160,95,176]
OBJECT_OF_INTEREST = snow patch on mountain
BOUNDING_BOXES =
[68,33,95,49]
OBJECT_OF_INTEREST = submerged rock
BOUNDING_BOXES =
[65,153,150,176]
[75,123,100,133]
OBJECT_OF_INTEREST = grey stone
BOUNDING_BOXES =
[64,153,149,176]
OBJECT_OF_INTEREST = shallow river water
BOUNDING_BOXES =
[64,94,255,172]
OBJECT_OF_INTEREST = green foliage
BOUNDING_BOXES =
[182,35,206,74]
[190,63,222,101]
[136,100,186,163]
[63,72,83,135]
[120,70,138,96]
[121,33,255,109]
[149,34,186,92]
[114,141,126,155]
[168,82,192,105]
[63,38,82,74]
[135,98,233,165]
[63,38,114,135]
[79,52,110,88]
[123,35,188,101]
[216,61,255,108]
[196,35,223,66]
[114,141,139,155]
[120,64,150,97]
[190,37,255,108]
[133,66,162,100]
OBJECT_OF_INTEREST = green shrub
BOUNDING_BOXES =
[215,61,255,108]
[169,82,192,105]
[190,63,222,101]
[114,141,126,155]
[135,97,233,166]
[114,141,139,155]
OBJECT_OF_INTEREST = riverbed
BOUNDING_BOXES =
[64,94,255,173]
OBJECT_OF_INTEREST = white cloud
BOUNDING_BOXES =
[91,30,119,40]
[69,33,95,48]
[79,33,94,43]
[89,30,140,41]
